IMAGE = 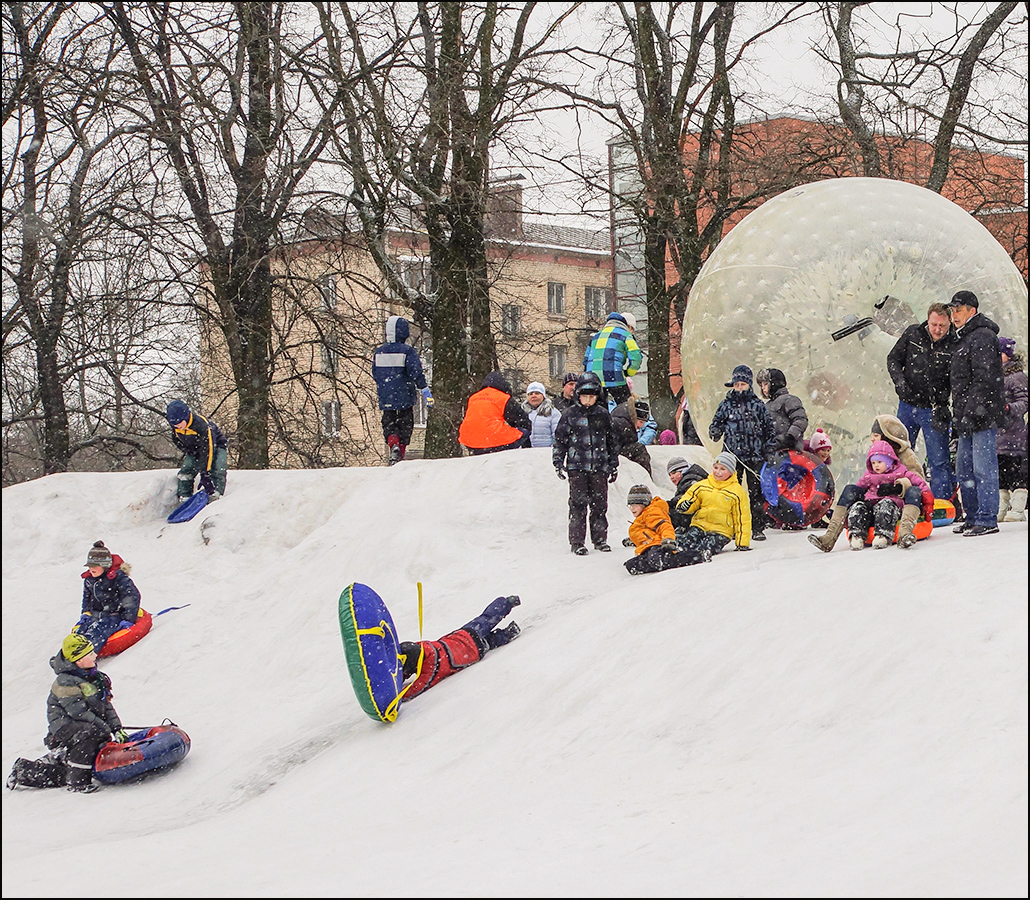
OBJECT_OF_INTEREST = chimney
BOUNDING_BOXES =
[485,176,524,239]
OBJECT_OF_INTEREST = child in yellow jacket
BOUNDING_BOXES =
[623,484,707,575]
[674,450,753,556]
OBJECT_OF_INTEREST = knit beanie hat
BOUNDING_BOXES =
[999,336,1016,357]
[808,428,832,452]
[714,450,738,471]
[166,399,190,426]
[724,365,753,387]
[627,484,652,506]
[562,372,579,386]
[85,540,113,569]
[667,456,691,476]
[526,381,547,397]
[62,633,95,663]
[659,429,676,445]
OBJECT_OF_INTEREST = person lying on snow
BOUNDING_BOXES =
[6,634,128,793]
[622,484,707,576]
[397,596,521,701]
[73,540,141,652]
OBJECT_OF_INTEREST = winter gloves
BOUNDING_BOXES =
[73,613,92,633]
[660,538,678,552]
[876,483,904,496]
[608,469,619,483]
[113,730,129,743]
[555,463,567,480]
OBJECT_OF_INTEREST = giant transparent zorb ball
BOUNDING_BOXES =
[682,177,1028,486]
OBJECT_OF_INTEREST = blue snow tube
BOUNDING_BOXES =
[93,725,191,784]
[338,583,405,723]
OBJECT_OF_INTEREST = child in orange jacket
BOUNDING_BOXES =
[623,484,706,575]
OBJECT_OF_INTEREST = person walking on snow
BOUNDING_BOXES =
[372,315,433,465]
[398,596,521,701]
[757,368,808,452]
[583,311,642,406]
[73,541,141,653]
[553,372,619,555]
[166,399,228,501]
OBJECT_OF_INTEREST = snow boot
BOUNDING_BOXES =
[1004,488,1027,522]
[593,542,612,552]
[808,505,847,552]
[571,544,588,556]
[896,504,921,549]
[65,761,96,793]
[7,755,67,790]
[849,534,865,550]
[871,534,890,549]
[997,489,1011,522]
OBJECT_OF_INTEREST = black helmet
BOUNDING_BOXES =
[575,372,603,397]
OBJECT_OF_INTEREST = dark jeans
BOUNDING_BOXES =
[567,469,609,547]
[624,544,705,575]
[736,460,766,533]
[381,407,415,446]
[462,596,519,652]
[956,428,1000,528]
[897,401,956,499]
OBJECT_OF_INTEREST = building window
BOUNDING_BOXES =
[547,282,566,315]
[548,345,567,378]
[397,256,429,294]
[585,286,611,320]
[501,304,521,335]
[318,274,336,311]
[321,400,342,438]
[503,368,526,396]
[321,342,338,376]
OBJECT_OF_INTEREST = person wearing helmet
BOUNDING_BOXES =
[552,373,620,555]
[582,311,642,406]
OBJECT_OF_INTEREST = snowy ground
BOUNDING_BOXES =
[2,446,1027,897]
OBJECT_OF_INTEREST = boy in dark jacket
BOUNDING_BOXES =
[610,397,654,476]
[7,634,127,793]
[398,596,521,701]
[553,372,620,555]
[372,315,433,464]
[708,365,776,541]
[166,399,228,501]
[74,541,141,653]
[757,368,808,452]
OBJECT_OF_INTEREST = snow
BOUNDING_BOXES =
[2,446,1027,896]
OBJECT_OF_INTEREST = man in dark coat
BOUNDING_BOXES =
[708,365,776,540]
[886,302,959,499]
[553,372,620,554]
[947,291,1006,536]
[610,397,654,476]
[166,400,228,501]
[757,368,808,452]
[372,315,433,464]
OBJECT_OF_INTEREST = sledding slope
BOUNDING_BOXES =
[2,447,1027,896]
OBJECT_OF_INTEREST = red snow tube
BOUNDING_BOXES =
[864,519,934,545]
[93,724,190,784]
[761,450,836,528]
[97,609,153,658]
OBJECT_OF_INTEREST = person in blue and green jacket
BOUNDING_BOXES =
[166,399,228,501]
[583,311,642,406]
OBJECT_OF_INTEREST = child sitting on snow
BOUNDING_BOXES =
[845,440,930,550]
[398,596,521,701]
[674,450,753,556]
[622,484,706,575]
[74,541,141,653]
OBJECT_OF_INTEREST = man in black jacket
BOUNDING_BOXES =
[947,291,1006,536]
[886,302,958,499]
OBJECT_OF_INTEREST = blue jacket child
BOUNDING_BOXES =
[74,541,141,653]
[372,315,432,464]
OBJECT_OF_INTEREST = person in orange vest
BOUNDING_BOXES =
[458,373,531,455]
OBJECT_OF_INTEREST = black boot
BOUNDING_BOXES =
[65,765,98,793]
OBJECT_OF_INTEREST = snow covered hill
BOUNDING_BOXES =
[2,449,1027,896]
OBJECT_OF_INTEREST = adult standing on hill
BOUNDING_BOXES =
[458,373,531,455]
[554,373,579,414]
[583,311,642,406]
[886,302,958,500]
[947,291,1006,536]
[166,400,229,502]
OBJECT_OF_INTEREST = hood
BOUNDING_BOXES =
[481,371,513,395]
[385,315,410,344]
[574,372,604,398]
[50,653,83,677]
[866,439,899,472]
[606,311,636,331]
[766,368,788,396]
[165,399,190,426]
[871,413,912,452]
